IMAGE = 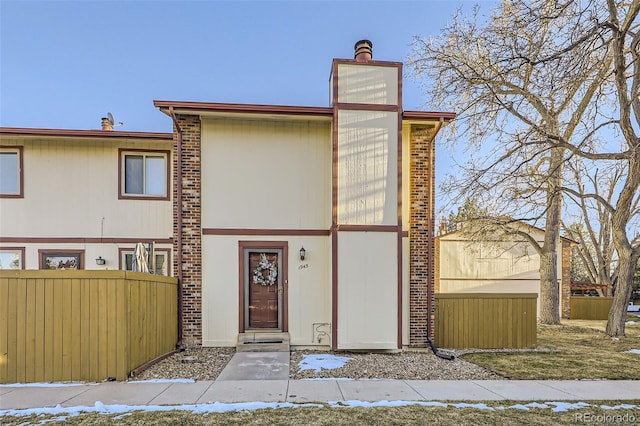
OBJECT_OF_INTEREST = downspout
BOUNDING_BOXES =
[425,118,443,341]
[426,117,454,360]
[169,106,184,349]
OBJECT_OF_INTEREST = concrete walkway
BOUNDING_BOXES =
[1,351,639,410]
[2,379,639,409]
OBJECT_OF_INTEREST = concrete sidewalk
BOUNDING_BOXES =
[2,351,639,410]
[2,379,639,410]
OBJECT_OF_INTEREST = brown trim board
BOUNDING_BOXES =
[331,59,340,350]
[203,228,330,236]
[1,237,172,244]
[396,62,403,349]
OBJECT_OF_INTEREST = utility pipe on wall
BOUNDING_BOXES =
[169,106,184,348]
[426,117,444,342]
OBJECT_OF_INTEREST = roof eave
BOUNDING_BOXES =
[154,100,334,120]
[0,127,173,140]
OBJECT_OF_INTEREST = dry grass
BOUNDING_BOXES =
[460,319,640,379]
[2,402,639,425]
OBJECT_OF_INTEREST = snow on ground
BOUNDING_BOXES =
[298,354,352,372]
[127,379,196,384]
[0,382,92,388]
[1,400,638,421]
[626,349,640,354]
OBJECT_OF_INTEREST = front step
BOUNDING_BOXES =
[236,332,290,352]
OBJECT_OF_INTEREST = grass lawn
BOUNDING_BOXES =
[460,318,640,380]
[2,402,639,425]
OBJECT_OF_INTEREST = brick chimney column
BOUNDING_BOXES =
[409,125,436,346]
[173,114,203,346]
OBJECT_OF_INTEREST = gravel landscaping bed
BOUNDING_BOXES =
[131,347,504,381]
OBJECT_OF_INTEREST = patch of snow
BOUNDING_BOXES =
[0,382,91,388]
[298,354,352,372]
[626,349,640,354]
[451,402,494,410]
[328,400,448,408]
[507,404,530,410]
[301,377,378,381]
[524,402,550,409]
[0,400,636,421]
[128,379,196,384]
[546,402,591,412]
[0,401,324,419]
[626,321,639,325]
[600,404,638,410]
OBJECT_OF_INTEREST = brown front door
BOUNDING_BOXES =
[247,251,281,329]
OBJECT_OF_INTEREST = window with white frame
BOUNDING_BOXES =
[0,248,24,269]
[120,150,168,198]
[120,249,169,275]
[0,147,22,197]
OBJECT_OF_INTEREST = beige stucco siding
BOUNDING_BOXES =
[337,64,398,105]
[401,127,410,232]
[0,137,172,239]
[337,110,397,225]
[201,235,331,347]
[402,236,410,346]
[337,231,397,349]
[437,233,565,317]
[200,118,331,230]
[0,137,172,270]
[439,240,540,280]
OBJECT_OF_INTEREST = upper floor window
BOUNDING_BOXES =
[0,146,23,198]
[119,149,169,200]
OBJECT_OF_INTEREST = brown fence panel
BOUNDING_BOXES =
[435,293,537,349]
[570,297,612,320]
[0,270,177,384]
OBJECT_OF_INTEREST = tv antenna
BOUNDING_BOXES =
[107,112,124,128]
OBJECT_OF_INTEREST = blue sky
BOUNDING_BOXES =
[0,0,495,132]
[1,0,498,215]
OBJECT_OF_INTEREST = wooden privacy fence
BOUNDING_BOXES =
[570,297,613,320]
[435,293,537,349]
[0,270,178,384]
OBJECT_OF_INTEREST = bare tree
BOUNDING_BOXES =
[598,0,639,336]
[409,0,613,324]
[554,1,639,336]
[562,161,620,288]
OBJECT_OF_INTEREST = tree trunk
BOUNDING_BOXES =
[605,153,640,337]
[605,249,636,337]
[538,146,564,325]
[539,249,560,324]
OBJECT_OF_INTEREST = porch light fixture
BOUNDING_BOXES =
[95,256,106,266]
[299,246,306,261]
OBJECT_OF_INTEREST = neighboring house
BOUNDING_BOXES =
[436,225,574,319]
[0,40,455,350]
[570,281,612,297]
[0,127,174,275]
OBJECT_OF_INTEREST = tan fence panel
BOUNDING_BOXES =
[0,270,177,384]
[570,297,612,320]
[435,293,537,349]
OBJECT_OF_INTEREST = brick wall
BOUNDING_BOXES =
[561,239,572,319]
[409,125,436,345]
[434,237,441,293]
[173,114,202,346]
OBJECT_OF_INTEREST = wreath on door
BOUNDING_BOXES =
[253,253,278,286]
